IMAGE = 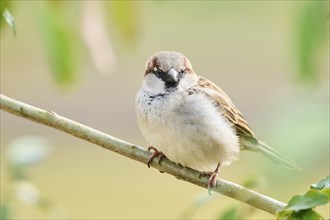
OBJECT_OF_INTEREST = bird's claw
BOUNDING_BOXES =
[199,163,221,195]
[147,146,166,168]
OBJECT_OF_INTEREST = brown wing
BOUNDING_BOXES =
[197,76,255,137]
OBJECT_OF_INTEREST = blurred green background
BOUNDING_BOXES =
[1,1,329,219]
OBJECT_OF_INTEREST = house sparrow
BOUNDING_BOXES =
[135,51,299,192]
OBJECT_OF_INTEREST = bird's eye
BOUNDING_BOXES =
[180,69,185,74]
[154,68,163,77]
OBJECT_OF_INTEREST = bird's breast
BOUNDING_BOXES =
[135,89,240,170]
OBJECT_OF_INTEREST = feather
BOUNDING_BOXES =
[197,76,255,137]
[196,76,301,171]
[240,134,301,171]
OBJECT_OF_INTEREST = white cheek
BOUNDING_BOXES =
[142,74,166,94]
[178,74,198,90]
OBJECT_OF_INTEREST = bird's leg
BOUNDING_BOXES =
[199,163,221,194]
[147,146,166,168]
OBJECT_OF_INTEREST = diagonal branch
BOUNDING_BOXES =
[0,94,286,215]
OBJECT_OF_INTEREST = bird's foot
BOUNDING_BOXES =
[199,163,221,195]
[147,146,166,168]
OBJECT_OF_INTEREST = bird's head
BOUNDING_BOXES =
[142,51,198,94]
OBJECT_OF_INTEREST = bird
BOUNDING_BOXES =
[135,51,300,192]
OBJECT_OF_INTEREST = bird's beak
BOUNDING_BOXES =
[165,68,179,83]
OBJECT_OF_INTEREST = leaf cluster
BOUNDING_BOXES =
[1,1,141,87]
[276,176,330,220]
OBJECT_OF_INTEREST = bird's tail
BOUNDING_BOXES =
[240,134,301,171]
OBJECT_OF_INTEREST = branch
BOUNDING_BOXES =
[0,94,286,215]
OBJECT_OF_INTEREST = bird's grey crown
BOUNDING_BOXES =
[146,51,186,74]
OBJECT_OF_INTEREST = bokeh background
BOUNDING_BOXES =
[1,1,329,219]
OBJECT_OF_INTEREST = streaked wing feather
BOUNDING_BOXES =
[197,77,255,137]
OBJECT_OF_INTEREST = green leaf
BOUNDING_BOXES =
[293,1,328,83]
[319,187,330,200]
[242,176,261,189]
[218,206,239,220]
[311,176,330,190]
[1,3,16,37]
[38,2,81,86]
[286,189,329,211]
[0,0,10,22]
[0,204,9,220]
[290,209,323,220]
[276,209,293,220]
[106,1,141,45]
[276,176,329,220]
[7,136,52,167]
[276,209,323,220]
